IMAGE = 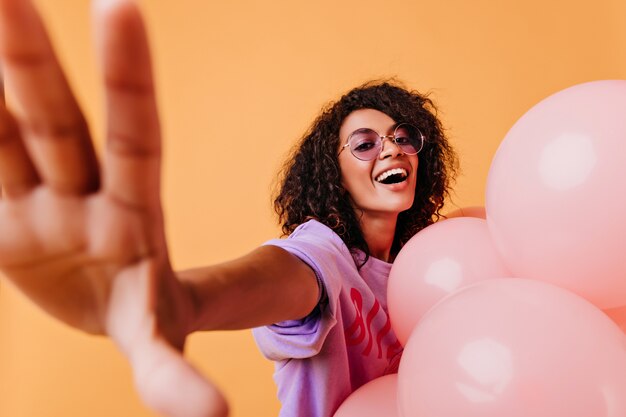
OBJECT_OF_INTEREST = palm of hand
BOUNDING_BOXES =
[0,0,227,415]
[0,188,152,332]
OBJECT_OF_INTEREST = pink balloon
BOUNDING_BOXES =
[397,278,626,417]
[333,374,398,417]
[486,80,626,309]
[388,218,510,345]
[445,206,486,219]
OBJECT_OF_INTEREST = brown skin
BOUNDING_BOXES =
[0,0,319,416]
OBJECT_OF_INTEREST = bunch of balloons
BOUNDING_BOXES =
[334,80,626,417]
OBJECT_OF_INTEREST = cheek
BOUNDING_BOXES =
[341,172,374,206]
[339,158,372,188]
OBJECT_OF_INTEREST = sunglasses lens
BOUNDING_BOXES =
[395,124,424,154]
[348,129,381,160]
[346,124,424,160]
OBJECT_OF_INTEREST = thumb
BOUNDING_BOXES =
[130,336,229,417]
[106,260,228,417]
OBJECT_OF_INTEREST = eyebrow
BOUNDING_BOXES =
[349,123,401,136]
[350,127,375,135]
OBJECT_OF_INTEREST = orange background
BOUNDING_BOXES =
[0,0,624,416]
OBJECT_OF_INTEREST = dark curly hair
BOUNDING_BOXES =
[274,80,458,264]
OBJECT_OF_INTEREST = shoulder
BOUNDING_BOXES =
[279,220,349,253]
[263,219,355,270]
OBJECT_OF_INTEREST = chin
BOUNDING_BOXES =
[394,197,416,213]
[383,202,415,216]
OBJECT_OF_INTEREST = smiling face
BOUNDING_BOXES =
[338,108,419,221]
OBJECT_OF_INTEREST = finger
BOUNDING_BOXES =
[0,55,40,197]
[0,103,40,197]
[131,338,229,417]
[94,0,162,212]
[108,261,229,417]
[0,0,100,194]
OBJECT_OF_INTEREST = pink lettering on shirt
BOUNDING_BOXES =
[345,288,402,360]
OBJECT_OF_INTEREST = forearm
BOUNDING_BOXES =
[178,245,319,333]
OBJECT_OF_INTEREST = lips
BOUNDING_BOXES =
[375,167,409,184]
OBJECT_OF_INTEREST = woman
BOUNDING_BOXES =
[253,83,456,416]
[0,1,456,416]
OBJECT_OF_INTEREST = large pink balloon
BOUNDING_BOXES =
[333,374,398,417]
[486,80,626,309]
[397,278,626,417]
[388,218,510,345]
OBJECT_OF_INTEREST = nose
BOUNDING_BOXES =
[379,136,404,159]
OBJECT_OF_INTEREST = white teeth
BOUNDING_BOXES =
[375,168,408,183]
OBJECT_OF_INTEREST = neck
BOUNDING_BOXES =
[358,212,398,263]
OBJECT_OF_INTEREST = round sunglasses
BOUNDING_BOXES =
[339,123,424,161]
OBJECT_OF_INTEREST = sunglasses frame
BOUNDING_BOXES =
[338,122,425,161]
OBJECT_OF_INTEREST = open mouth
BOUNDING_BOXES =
[375,168,408,185]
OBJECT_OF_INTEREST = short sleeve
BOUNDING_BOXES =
[252,220,354,361]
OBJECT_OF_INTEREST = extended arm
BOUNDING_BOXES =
[0,0,320,416]
[180,245,320,333]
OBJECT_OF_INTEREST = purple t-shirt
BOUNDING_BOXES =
[252,220,403,417]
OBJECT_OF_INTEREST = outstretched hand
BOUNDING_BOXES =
[0,0,227,415]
